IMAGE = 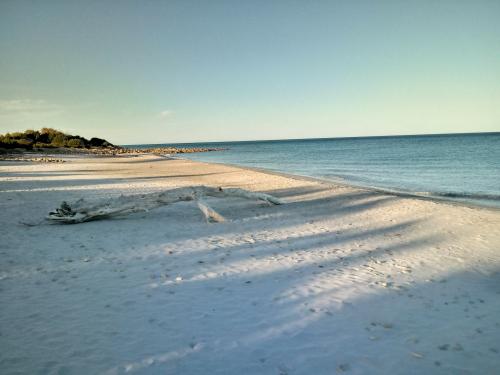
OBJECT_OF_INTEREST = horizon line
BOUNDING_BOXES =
[123,130,500,146]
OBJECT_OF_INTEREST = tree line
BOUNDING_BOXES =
[0,128,114,149]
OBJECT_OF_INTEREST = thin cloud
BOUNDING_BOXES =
[0,99,63,116]
[159,110,174,119]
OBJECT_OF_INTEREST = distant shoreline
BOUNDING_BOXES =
[0,145,223,159]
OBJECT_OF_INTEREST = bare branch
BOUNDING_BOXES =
[196,199,226,223]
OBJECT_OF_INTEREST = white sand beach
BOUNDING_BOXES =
[1,154,500,374]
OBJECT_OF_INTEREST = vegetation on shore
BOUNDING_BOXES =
[0,128,113,150]
[0,128,221,156]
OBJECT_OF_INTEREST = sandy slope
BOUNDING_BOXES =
[1,154,499,375]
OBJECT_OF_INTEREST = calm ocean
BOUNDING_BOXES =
[129,133,500,208]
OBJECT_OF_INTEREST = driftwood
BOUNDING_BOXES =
[47,186,284,224]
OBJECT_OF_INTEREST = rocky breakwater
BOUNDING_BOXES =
[87,146,223,156]
[0,155,66,163]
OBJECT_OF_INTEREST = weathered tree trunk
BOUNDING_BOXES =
[47,186,284,224]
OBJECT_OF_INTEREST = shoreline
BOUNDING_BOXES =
[3,149,498,211]
[1,154,500,374]
[171,155,500,212]
[2,150,499,212]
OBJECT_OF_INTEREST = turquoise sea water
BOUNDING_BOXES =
[129,133,500,208]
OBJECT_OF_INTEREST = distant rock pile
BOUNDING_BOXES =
[0,155,65,163]
[67,146,221,156]
[108,147,222,155]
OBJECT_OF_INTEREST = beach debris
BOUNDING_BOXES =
[197,198,226,223]
[47,185,284,224]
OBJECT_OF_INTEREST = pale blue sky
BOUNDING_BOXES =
[1,0,499,144]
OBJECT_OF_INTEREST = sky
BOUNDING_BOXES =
[0,0,499,144]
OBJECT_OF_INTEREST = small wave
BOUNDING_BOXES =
[306,173,500,207]
[415,191,500,201]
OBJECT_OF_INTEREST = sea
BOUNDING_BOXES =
[128,133,500,208]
